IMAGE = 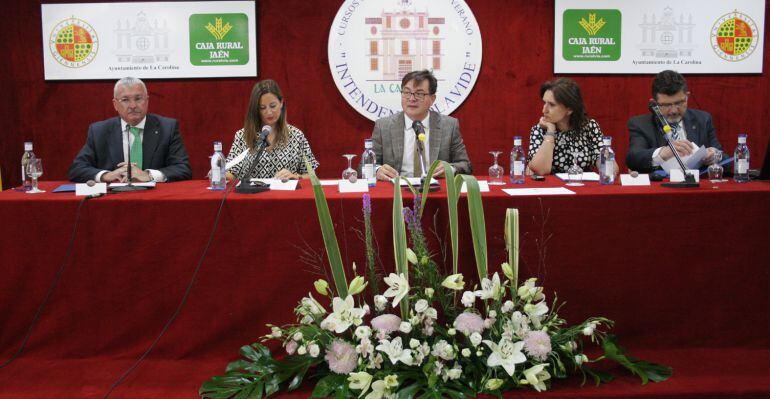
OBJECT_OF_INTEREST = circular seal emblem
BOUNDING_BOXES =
[49,17,99,68]
[710,10,758,62]
[328,0,482,121]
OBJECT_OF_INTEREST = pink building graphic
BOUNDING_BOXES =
[365,2,445,80]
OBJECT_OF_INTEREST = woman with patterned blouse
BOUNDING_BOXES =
[225,79,319,180]
[527,78,614,175]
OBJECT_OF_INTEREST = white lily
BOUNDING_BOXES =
[483,338,526,376]
[383,273,409,307]
[321,296,366,333]
[441,274,465,290]
[376,336,413,366]
[406,248,418,264]
[518,278,545,302]
[521,363,551,392]
[348,276,368,296]
[348,371,373,398]
[523,301,549,329]
[475,272,502,301]
[461,291,476,307]
[364,380,387,399]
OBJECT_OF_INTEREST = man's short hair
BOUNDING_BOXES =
[114,77,147,98]
[652,70,688,99]
[402,70,437,94]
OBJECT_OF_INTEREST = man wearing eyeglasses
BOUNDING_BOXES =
[370,70,471,180]
[626,70,722,173]
[68,77,192,183]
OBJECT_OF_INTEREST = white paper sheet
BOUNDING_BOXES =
[250,179,299,191]
[619,174,651,186]
[661,143,706,173]
[555,172,600,182]
[502,187,576,196]
[76,182,107,196]
[339,180,369,193]
[391,177,439,186]
[460,180,490,193]
[109,181,156,188]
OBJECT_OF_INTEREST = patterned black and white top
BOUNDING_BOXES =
[225,124,319,179]
[527,119,603,173]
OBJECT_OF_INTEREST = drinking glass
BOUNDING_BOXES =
[708,151,724,183]
[342,154,358,183]
[26,158,45,193]
[565,150,584,186]
[488,151,505,185]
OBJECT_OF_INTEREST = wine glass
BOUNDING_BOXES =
[565,150,584,186]
[342,154,358,183]
[26,158,45,193]
[708,151,724,184]
[488,151,505,185]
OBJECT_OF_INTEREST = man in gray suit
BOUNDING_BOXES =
[371,70,471,180]
[626,70,722,173]
[68,77,191,183]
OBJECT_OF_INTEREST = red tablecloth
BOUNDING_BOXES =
[1,177,769,397]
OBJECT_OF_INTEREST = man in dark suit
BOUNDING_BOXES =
[371,70,471,180]
[68,77,191,183]
[626,70,722,173]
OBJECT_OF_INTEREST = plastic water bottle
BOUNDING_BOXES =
[509,136,525,184]
[210,141,226,190]
[20,141,35,191]
[362,139,377,187]
[599,136,616,185]
[733,133,750,183]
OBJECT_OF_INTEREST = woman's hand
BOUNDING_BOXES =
[275,169,298,180]
[538,117,557,133]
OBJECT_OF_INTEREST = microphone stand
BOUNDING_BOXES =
[112,124,149,192]
[661,131,699,188]
[235,134,271,194]
[415,132,439,192]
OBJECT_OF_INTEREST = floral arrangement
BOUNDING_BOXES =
[200,161,670,399]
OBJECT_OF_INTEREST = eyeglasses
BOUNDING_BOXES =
[657,97,687,111]
[401,90,430,100]
[116,95,147,106]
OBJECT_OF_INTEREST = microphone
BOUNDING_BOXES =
[259,125,271,143]
[648,101,673,135]
[412,120,428,179]
[235,125,272,194]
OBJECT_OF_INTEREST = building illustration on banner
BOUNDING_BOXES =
[638,6,695,59]
[364,1,445,80]
[114,12,171,64]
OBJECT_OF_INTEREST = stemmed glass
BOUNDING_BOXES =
[565,150,584,186]
[488,151,505,185]
[708,151,724,184]
[342,154,358,183]
[26,158,45,193]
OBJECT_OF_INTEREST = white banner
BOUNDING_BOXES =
[554,0,765,74]
[42,1,257,80]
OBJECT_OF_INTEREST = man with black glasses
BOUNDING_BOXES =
[626,70,722,173]
[370,70,471,180]
[68,77,191,183]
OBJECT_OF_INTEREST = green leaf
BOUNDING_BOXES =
[458,175,487,280]
[396,382,422,399]
[311,374,343,398]
[443,162,459,276]
[306,157,348,298]
[417,160,440,218]
[393,176,410,320]
[602,335,672,384]
[505,209,519,300]
[582,367,615,386]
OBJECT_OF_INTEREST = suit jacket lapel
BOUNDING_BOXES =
[683,110,700,145]
[109,118,125,167]
[142,114,161,168]
[428,111,441,163]
[391,112,405,172]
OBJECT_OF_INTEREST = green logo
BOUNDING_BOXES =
[190,13,249,65]
[563,9,621,61]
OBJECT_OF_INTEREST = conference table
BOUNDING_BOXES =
[1,176,769,398]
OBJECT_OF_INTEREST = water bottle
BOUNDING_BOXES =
[210,141,226,190]
[509,136,525,184]
[362,139,377,187]
[20,141,35,191]
[599,136,616,185]
[733,133,750,183]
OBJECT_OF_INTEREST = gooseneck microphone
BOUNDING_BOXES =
[412,120,427,178]
[648,101,698,188]
[235,125,272,194]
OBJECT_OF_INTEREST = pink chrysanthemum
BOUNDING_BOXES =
[524,330,552,361]
[371,314,402,334]
[324,340,357,374]
[453,312,485,335]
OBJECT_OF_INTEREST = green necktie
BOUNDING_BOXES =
[129,126,143,170]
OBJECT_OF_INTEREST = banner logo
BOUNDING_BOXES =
[190,13,249,65]
[711,10,758,61]
[49,17,98,68]
[328,0,483,121]
[563,10,621,61]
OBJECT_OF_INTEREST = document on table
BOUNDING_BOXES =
[555,172,600,182]
[502,187,576,196]
[661,142,707,173]
[251,179,299,190]
[460,180,490,193]
[109,181,156,188]
[391,177,439,186]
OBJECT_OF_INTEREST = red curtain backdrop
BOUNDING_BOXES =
[1,0,769,189]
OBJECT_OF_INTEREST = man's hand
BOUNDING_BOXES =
[376,164,399,181]
[432,164,446,178]
[660,140,694,160]
[103,162,152,182]
[702,147,719,165]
